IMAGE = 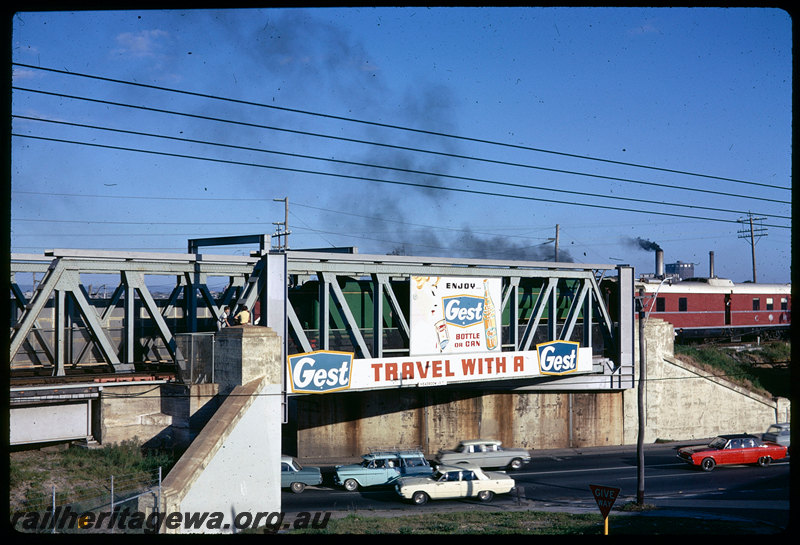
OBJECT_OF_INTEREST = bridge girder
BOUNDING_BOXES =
[10,248,634,390]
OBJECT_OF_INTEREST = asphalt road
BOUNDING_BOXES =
[281,441,792,532]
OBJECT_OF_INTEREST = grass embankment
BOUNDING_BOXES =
[674,341,790,399]
[9,440,178,515]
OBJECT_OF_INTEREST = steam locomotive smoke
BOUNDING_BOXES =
[250,12,571,262]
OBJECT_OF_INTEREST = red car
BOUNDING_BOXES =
[677,434,788,471]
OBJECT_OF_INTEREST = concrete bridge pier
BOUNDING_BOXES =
[154,325,283,534]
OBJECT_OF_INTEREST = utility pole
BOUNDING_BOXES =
[636,286,646,505]
[554,224,560,262]
[737,213,767,283]
[272,197,291,251]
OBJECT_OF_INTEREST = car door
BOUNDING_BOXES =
[719,439,742,464]
[486,444,507,467]
[361,459,386,486]
[401,454,429,476]
[461,470,479,497]
[385,457,402,482]
[469,444,487,466]
[280,461,293,487]
[738,437,759,463]
[431,470,466,499]
[370,458,395,485]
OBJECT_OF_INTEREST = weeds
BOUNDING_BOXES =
[674,341,791,397]
[9,439,180,513]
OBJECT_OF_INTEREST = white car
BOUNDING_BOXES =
[395,463,515,505]
[435,439,531,470]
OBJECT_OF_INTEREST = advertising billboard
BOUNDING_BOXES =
[409,276,501,356]
[285,275,595,394]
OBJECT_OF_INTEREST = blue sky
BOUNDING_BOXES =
[10,7,792,284]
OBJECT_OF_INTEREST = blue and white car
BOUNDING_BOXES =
[281,455,323,494]
[335,449,432,491]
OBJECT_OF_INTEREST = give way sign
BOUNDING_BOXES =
[589,484,620,518]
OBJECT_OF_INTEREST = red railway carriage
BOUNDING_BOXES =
[637,277,791,341]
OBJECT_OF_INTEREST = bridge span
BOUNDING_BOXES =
[9,248,635,451]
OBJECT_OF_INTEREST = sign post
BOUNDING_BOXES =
[589,484,620,535]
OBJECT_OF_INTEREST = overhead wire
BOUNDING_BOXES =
[9,64,792,258]
[12,132,791,230]
[12,88,791,208]
[12,63,791,192]
[12,114,792,221]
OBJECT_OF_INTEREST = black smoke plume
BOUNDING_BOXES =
[627,237,661,252]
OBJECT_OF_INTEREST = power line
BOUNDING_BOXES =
[12,91,791,207]
[12,202,561,246]
[13,63,791,192]
[13,115,792,219]
[12,133,792,230]
[10,64,791,265]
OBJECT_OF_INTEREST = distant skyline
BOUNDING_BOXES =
[10,7,791,283]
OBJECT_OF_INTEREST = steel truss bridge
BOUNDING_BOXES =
[10,248,635,391]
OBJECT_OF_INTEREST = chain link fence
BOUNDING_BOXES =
[10,468,163,534]
[175,332,217,384]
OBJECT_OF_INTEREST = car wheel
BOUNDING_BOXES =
[290,482,306,494]
[412,491,429,505]
[343,479,359,492]
[508,458,523,470]
[700,457,716,472]
[477,490,494,502]
[758,456,772,467]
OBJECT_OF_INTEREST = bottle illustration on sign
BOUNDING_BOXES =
[483,280,498,350]
[435,319,449,351]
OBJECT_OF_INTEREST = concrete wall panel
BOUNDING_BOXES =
[623,319,788,443]
[571,392,623,447]
[294,387,626,458]
[10,402,91,445]
[99,383,174,446]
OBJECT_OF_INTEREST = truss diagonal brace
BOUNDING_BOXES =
[519,277,557,351]
[321,272,371,359]
[60,270,132,372]
[10,259,65,361]
[123,271,185,368]
[10,282,55,365]
[372,273,410,340]
[559,280,590,341]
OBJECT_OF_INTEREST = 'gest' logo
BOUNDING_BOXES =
[536,341,580,375]
[442,295,484,327]
[288,350,354,393]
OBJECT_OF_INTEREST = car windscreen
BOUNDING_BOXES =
[708,437,728,449]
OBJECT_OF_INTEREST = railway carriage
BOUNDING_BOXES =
[636,277,790,341]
